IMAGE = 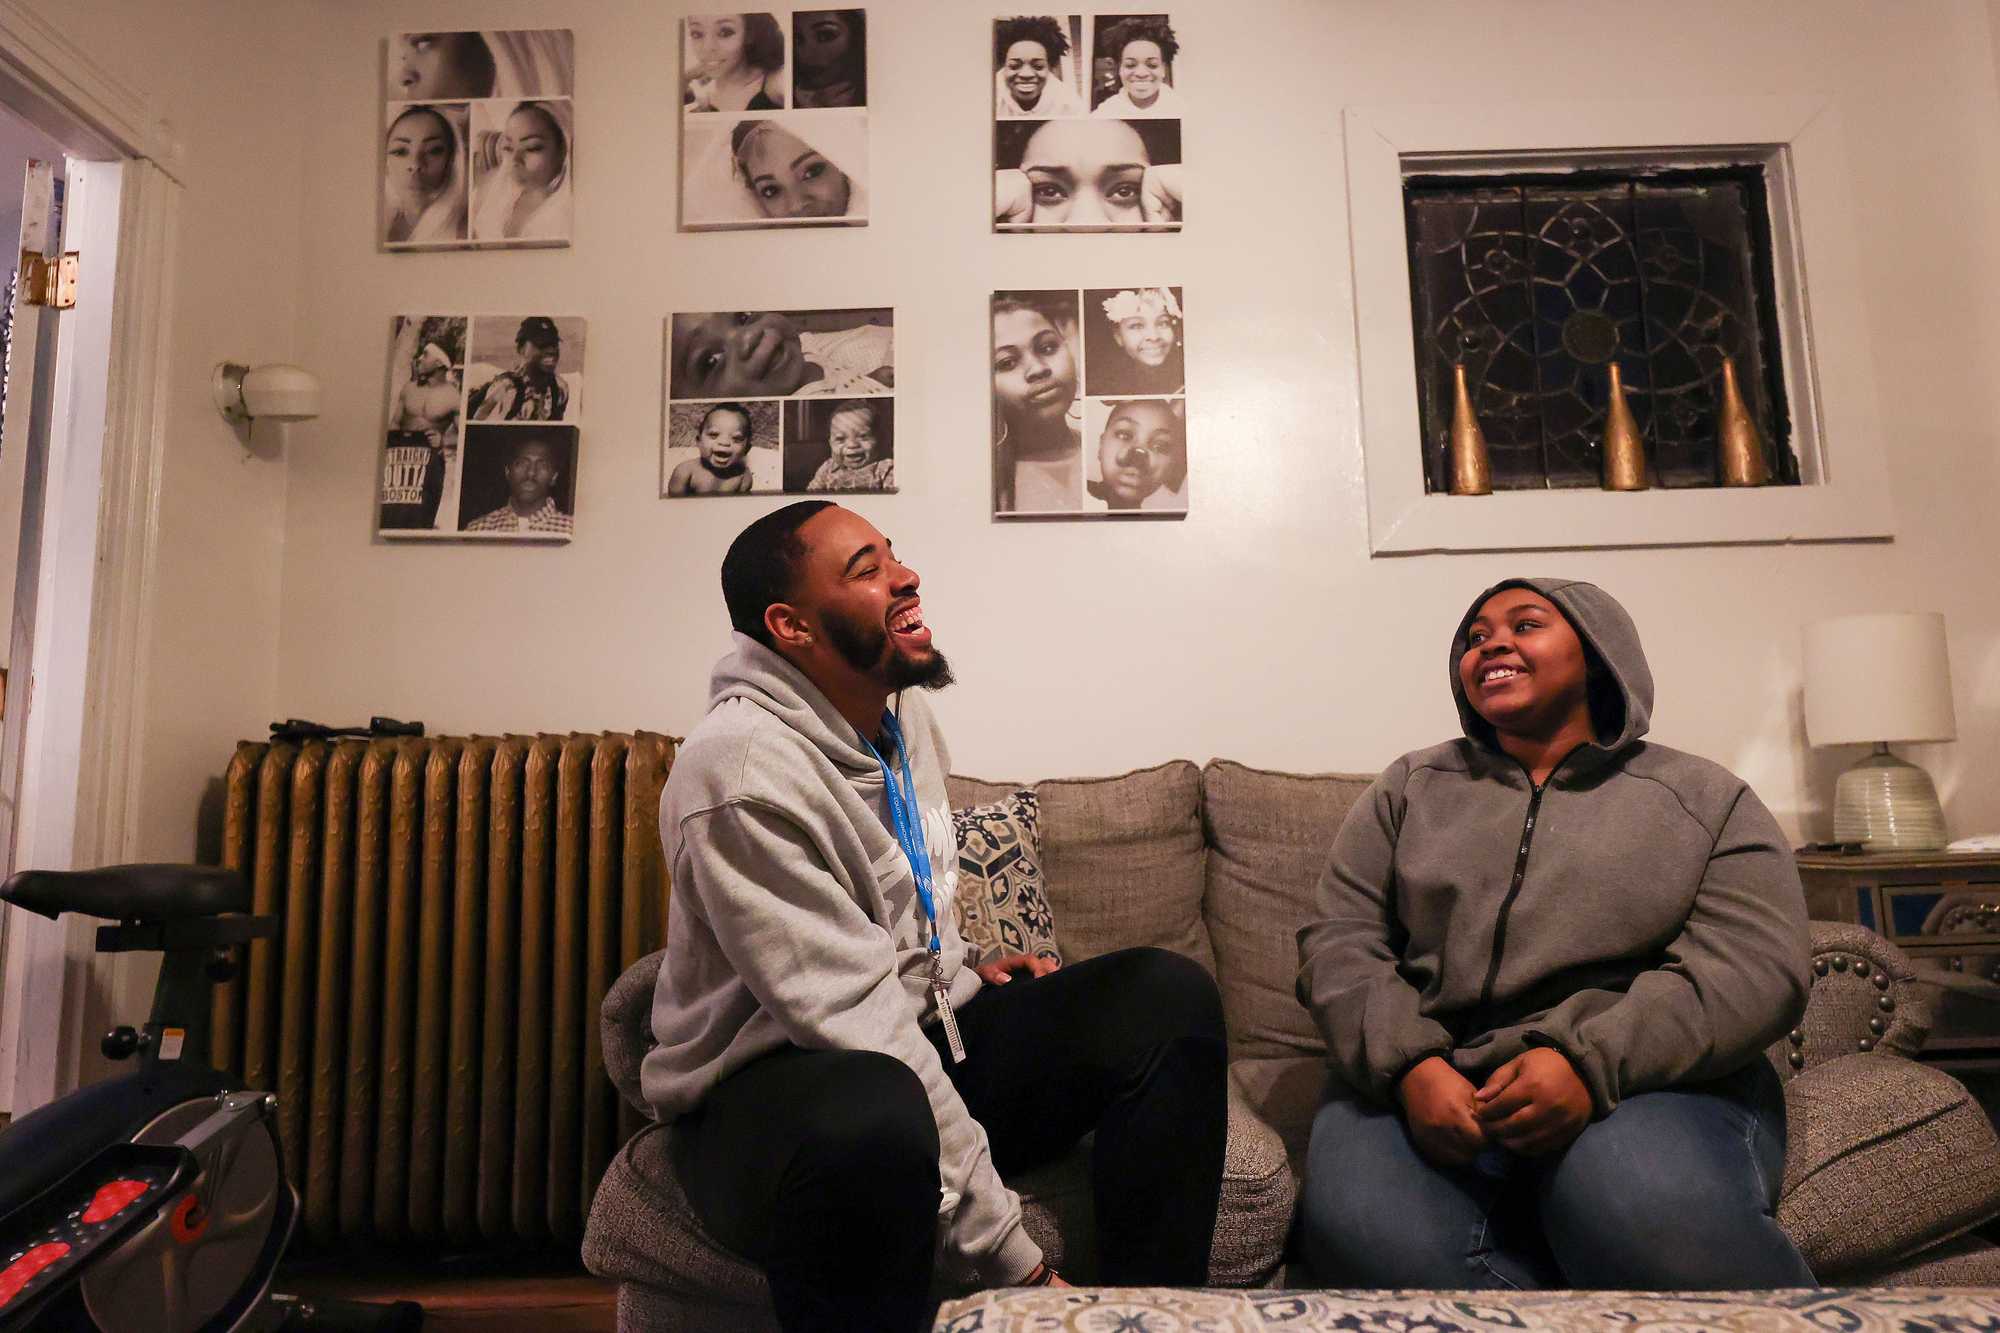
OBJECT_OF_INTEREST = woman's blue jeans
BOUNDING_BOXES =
[1297,1060,1817,1290]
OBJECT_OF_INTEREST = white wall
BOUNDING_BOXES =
[269,0,2000,842]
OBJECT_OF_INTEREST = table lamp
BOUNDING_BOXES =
[1803,612,1956,850]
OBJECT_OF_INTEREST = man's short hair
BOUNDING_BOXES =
[722,501,836,648]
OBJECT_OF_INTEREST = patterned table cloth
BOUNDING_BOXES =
[934,1287,2000,1331]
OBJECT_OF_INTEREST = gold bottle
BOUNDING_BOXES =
[1447,363,1492,495]
[1716,355,1770,486]
[1601,362,1648,491]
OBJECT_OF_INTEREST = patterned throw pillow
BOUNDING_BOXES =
[951,790,1061,966]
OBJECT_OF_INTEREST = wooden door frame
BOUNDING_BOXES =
[0,0,182,1113]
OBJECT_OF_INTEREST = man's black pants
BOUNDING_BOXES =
[672,946,1229,1332]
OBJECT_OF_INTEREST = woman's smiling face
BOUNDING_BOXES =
[1019,119,1149,224]
[1113,309,1177,367]
[504,106,564,189]
[387,110,454,193]
[688,15,749,78]
[992,307,1077,425]
[741,125,851,218]
[1003,40,1053,106]
[1117,39,1167,104]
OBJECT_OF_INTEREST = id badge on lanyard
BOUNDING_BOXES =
[864,711,966,1064]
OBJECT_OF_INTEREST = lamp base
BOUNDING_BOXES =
[1832,746,1947,850]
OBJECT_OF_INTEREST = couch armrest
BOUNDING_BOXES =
[1768,922,1934,1082]
[1777,1051,2000,1275]
[601,948,666,1118]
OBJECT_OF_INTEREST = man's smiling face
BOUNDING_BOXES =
[793,506,950,691]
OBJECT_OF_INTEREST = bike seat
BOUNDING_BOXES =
[0,864,250,922]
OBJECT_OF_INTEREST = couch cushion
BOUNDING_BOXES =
[1229,1054,1332,1178]
[1777,1053,2000,1273]
[1032,761,1211,968]
[1006,1076,1294,1288]
[1840,1231,2000,1287]
[582,1123,771,1310]
[1201,761,1371,1059]
[952,790,1060,966]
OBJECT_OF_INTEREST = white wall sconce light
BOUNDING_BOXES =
[212,361,322,426]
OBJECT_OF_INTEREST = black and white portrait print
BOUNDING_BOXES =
[994,15,1086,118]
[682,13,788,112]
[457,424,579,538]
[668,308,892,400]
[663,308,895,499]
[1088,14,1179,117]
[792,10,867,108]
[1082,286,1184,396]
[467,314,586,421]
[681,112,869,229]
[1084,396,1186,513]
[680,11,870,231]
[993,116,1181,231]
[990,14,1181,233]
[785,398,896,493]
[663,401,784,495]
[992,287,1187,519]
[379,313,588,541]
[382,29,573,251]
[991,289,1084,516]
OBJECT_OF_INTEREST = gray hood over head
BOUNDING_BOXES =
[1449,577,1654,758]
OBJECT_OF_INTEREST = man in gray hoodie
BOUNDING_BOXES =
[1296,577,1815,1290]
[643,501,1226,1330]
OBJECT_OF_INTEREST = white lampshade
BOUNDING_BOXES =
[1803,612,1956,746]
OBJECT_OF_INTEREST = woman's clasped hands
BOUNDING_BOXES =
[1397,1049,1593,1166]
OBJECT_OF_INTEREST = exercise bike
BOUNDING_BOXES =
[0,864,420,1331]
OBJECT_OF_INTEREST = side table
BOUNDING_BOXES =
[1797,850,2000,1063]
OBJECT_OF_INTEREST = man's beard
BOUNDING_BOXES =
[824,606,955,691]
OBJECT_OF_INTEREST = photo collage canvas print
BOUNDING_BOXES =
[991,286,1186,517]
[992,14,1182,232]
[379,314,586,541]
[680,10,871,230]
[665,308,896,495]
[382,29,575,249]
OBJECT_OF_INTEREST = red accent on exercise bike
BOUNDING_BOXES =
[0,1240,72,1307]
[169,1193,210,1244]
[80,1177,151,1225]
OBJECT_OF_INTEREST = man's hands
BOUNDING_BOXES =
[1398,1049,1593,1165]
[1397,1056,1487,1167]
[974,953,1059,986]
[1473,1048,1592,1157]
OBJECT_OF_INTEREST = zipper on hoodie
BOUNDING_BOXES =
[1474,739,1590,1011]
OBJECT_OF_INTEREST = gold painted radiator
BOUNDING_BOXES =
[212,732,676,1250]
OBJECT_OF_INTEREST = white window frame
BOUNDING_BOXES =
[1345,95,1892,555]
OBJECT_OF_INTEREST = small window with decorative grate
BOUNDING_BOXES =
[1405,164,1797,492]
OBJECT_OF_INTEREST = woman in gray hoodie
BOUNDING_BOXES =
[1296,578,1816,1289]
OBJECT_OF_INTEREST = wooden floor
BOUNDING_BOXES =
[279,1255,617,1331]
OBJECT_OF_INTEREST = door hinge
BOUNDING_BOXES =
[20,250,79,309]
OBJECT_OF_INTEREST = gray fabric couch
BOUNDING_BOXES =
[582,759,2000,1329]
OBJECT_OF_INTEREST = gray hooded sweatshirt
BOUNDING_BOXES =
[641,633,1038,1282]
[1297,578,1810,1115]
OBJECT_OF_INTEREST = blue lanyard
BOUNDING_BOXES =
[859,710,939,957]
